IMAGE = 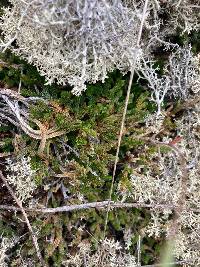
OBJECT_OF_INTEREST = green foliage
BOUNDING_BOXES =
[0,52,168,266]
[30,156,49,185]
[30,101,53,123]
[0,137,13,152]
[0,72,158,266]
[0,4,199,262]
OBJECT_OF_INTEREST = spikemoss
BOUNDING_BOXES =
[0,51,173,266]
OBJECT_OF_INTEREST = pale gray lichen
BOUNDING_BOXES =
[5,156,37,202]
[63,238,137,267]
[0,0,141,95]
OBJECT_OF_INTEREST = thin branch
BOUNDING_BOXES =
[0,88,25,101]
[0,152,12,158]
[0,171,46,267]
[103,0,149,239]
[137,235,142,266]
[0,201,199,214]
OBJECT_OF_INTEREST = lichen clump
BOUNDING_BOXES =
[0,0,139,95]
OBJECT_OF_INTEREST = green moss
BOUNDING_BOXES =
[0,51,175,266]
[30,156,49,185]
[30,101,53,122]
[0,137,13,152]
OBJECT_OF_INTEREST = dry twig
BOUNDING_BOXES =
[103,0,150,238]
[1,201,199,214]
[0,170,46,266]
